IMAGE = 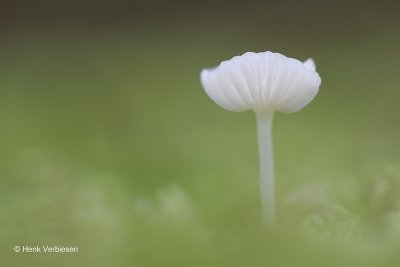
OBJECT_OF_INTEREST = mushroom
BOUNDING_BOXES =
[200,51,321,223]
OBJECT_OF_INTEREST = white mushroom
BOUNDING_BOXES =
[200,51,321,223]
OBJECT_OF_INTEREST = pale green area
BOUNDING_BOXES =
[1,29,400,266]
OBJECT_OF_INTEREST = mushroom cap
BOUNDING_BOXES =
[200,52,321,113]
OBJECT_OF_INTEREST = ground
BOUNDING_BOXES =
[1,28,400,266]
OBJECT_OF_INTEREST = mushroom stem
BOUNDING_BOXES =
[255,111,275,224]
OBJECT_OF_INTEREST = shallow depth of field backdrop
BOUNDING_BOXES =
[1,1,400,266]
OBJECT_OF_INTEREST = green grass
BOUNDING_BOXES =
[1,30,400,266]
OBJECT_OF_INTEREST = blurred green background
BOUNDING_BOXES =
[1,0,400,266]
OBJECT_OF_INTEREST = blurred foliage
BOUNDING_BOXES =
[1,1,400,265]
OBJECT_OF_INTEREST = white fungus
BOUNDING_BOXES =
[200,51,321,223]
